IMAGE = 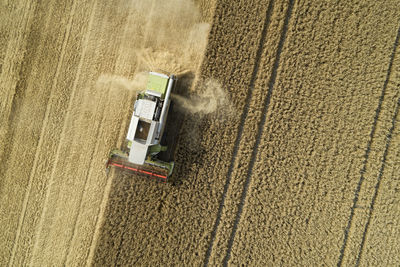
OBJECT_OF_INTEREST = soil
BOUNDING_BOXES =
[1,0,399,266]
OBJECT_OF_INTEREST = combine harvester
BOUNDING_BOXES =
[106,72,177,182]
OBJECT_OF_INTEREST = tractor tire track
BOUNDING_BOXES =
[13,0,96,264]
[356,123,400,266]
[222,1,400,265]
[57,2,133,265]
[355,96,400,266]
[203,0,275,265]
[8,1,77,265]
[62,3,133,259]
[29,0,101,263]
[337,23,400,267]
[0,1,75,263]
[31,2,129,264]
[204,0,294,264]
[223,0,295,264]
[62,88,110,267]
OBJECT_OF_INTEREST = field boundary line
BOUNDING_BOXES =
[337,23,400,267]
[7,1,76,266]
[355,97,400,266]
[222,0,295,265]
[203,1,275,265]
[85,168,114,266]
[29,1,98,263]
[85,0,138,263]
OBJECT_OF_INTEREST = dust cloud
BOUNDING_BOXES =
[171,79,232,117]
[96,0,211,97]
[95,72,147,96]
[132,0,210,74]
[96,75,233,119]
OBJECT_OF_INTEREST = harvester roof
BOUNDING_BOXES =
[146,72,169,99]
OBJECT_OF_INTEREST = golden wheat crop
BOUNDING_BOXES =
[1,0,399,266]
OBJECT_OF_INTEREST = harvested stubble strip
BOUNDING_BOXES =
[0,0,76,264]
[0,1,37,171]
[0,0,36,162]
[29,2,133,266]
[227,1,400,266]
[0,0,20,66]
[92,0,280,265]
[8,1,96,266]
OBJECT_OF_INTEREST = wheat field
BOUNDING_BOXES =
[1,0,399,266]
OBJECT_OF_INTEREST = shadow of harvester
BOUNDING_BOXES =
[159,71,210,186]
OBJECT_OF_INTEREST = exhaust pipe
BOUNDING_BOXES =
[157,75,175,139]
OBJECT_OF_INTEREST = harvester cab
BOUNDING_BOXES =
[106,72,177,181]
